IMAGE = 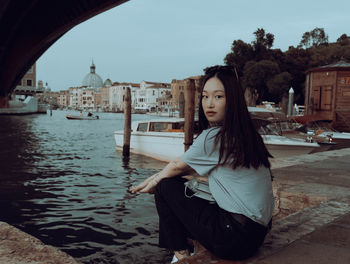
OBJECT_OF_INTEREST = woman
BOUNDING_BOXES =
[130,65,274,262]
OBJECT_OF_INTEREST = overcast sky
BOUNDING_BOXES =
[36,0,350,91]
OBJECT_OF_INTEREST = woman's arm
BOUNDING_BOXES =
[129,156,191,194]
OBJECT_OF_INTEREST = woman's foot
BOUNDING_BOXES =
[170,254,178,263]
[192,240,207,254]
[173,249,190,261]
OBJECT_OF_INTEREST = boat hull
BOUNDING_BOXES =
[114,131,319,162]
[114,131,185,162]
[66,115,99,120]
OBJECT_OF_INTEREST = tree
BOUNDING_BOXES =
[267,72,292,102]
[299,27,328,48]
[252,28,275,61]
[337,34,350,46]
[252,28,274,49]
[224,39,254,77]
[242,60,280,105]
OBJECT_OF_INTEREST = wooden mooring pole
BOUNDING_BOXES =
[184,78,195,151]
[123,87,131,157]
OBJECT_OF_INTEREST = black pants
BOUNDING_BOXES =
[154,177,270,260]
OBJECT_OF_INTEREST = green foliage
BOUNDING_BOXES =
[242,60,280,104]
[299,27,328,48]
[337,34,350,45]
[224,39,254,76]
[223,27,350,105]
[252,28,275,50]
[267,72,292,102]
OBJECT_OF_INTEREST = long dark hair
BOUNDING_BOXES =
[198,65,271,169]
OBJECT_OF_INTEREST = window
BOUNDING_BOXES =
[26,79,32,86]
[137,123,148,132]
[312,86,332,111]
[150,122,168,132]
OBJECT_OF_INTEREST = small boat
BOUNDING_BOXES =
[291,116,350,150]
[114,117,319,162]
[252,117,336,153]
[66,114,99,120]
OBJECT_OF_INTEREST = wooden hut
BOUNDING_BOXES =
[304,60,350,132]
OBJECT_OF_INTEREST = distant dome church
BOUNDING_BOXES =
[82,61,103,88]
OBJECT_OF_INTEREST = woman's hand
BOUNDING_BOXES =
[130,173,160,194]
[130,157,191,195]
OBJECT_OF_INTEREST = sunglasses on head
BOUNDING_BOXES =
[204,65,239,80]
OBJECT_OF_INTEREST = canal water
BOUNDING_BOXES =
[0,110,172,264]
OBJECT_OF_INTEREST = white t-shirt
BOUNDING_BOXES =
[181,127,274,226]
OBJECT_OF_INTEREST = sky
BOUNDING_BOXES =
[36,0,350,91]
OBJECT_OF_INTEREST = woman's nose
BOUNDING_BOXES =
[207,97,214,107]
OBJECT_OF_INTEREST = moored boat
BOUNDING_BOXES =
[114,118,319,162]
[291,115,350,150]
[66,114,99,120]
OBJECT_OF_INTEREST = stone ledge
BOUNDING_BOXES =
[0,222,80,264]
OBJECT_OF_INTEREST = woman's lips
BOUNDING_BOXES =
[206,111,216,116]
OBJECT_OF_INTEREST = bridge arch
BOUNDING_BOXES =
[0,0,128,97]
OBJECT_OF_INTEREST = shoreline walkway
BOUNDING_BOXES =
[1,148,350,263]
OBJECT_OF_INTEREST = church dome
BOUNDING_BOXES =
[104,78,112,87]
[82,61,103,88]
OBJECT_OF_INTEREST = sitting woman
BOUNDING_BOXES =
[130,65,274,262]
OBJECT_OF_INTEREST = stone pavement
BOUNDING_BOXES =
[0,221,80,264]
[1,148,350,264]
[178,148,350,264]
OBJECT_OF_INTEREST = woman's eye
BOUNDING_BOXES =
[215,95,224,99]
[201,95,208,99]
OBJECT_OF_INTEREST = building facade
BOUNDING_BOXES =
[136,81,171,111]
[109,82,140,112]
[305,60,350,132]
[57,90,70,108]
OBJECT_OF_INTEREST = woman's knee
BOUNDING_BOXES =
[155,177,185,199]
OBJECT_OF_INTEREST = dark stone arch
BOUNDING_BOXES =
[0,0,128,96]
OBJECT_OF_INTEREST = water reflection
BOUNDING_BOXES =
[0,111,170,263]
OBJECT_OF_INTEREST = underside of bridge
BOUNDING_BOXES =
[0,0,128,97]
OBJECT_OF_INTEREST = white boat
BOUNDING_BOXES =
[291,115,350,150]
[316,131,350,149]
[66,114,99,120]
[114,118,319,162]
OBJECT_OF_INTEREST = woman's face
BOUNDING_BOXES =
[202,77,226,124]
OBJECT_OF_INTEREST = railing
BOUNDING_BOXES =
[13,85,45,95]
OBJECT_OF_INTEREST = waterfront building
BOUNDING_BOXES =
[170,79,185,112]
[11,64,39,102]
[69,87,82,109]
[94,88,102,111]
[81,88,95,110]
[101,86,110,111]
[136,81,171,112]
[305,60,350,132]
[171,76,201,113]
[109,82,140,112]
[157,90,172,112]
[18,64,36,88]
[57,90,70,108]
